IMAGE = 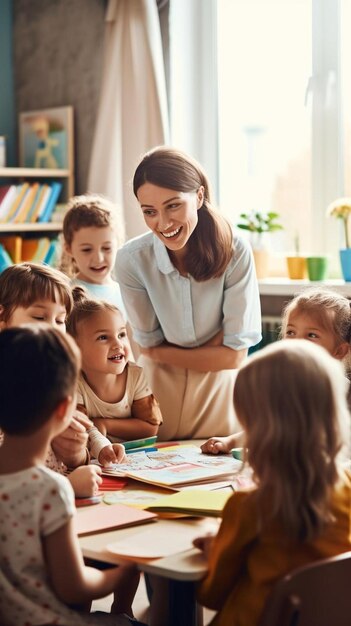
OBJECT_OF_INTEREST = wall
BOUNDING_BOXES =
[0,0,16,166]
[13,0,106,194]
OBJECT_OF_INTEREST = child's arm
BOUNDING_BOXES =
[87,424,126,467]
[43,517,138,606]
[201,432,244,455]
[195,492,257,610]
[92,393,162,443]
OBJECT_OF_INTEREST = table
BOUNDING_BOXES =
[79,440,223,626]
[80,517,217,626]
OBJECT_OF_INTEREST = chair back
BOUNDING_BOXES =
[259,551,351,626]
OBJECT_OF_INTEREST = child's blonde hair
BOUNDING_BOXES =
[0,262,73,322]
[66,285,122,339]
[60,193,124,277]
[234,339,350,542]
[281,287,351,346]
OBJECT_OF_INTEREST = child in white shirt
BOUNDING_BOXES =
[0,325,143,626]
[67,287,162,456]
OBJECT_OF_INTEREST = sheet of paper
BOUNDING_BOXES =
[107,521,216,558]
[75,503,157,536]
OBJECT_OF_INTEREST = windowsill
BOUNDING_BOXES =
[258,278,351,297]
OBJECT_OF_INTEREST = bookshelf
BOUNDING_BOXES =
[0,166,74,265]
[0,167,74,233]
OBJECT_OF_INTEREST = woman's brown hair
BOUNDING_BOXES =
[133,146,233,281]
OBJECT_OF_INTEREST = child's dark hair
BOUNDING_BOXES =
[66,285,123,338]
[60,193,124,277]
[0,326,80,435]
[0,263,73,323]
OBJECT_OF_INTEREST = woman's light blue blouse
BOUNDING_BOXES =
[116,231,262,351]
[72,278,127,319]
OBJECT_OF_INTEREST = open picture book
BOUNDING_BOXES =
[94,445,242,489]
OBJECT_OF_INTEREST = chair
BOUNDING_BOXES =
[259,551,351,626]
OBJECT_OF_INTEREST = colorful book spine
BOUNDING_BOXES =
[0,185,17,222]
[13,183,40,223]
[0,244,13,273]
[0,236,22,263]
[38,182,63,223]
[43,239,59,266]
[5,183,30,222]
[29,185,51,223]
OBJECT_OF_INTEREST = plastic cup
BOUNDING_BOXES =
[306,256,329,281]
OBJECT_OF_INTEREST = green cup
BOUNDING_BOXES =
[306,256,329,281]
[231,447,243,461]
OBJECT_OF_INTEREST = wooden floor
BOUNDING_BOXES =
[92,573,215,624]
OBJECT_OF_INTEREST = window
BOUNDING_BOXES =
[169,0,351,276]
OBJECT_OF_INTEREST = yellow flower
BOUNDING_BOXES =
[326,197,351,248]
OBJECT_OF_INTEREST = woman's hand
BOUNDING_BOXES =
[51,411,92,468]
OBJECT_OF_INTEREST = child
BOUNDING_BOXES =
[67,288,162,458]
[60,193,126,315]
[201,286,351,455]
[195,339,351,626]
[0,326,142,626]
[0,262,124,495]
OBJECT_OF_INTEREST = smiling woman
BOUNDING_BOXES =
[116,146,262,441]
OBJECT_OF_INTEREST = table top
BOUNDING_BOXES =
[79,439,223,581]
[79,516,216,581]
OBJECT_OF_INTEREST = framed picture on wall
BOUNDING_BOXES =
[19,106,74,170]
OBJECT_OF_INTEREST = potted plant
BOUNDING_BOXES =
[326,197,351,281]
[286,231,307,279]
[237,211,283,278]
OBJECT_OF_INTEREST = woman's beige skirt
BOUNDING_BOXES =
[138,355,240,441]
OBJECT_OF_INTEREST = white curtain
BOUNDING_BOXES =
[88,0,169,240]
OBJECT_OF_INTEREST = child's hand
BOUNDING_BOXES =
[201,432,244,455]
[98,443,126,467]
[68,464,102,497]
[193,532,216,559]
[201,436,233,455]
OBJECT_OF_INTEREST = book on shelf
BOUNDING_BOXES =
[32,237,51,262]
[38,181,62,223]
[0,244,13,273]
[3,183,30,223]
[0,185,17,222]
[0,185,11,205]
[0,236,22,263]
[13,183,40,223]
[28,184,51,223]
[21,238,40,261]
[43,238,60,266]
